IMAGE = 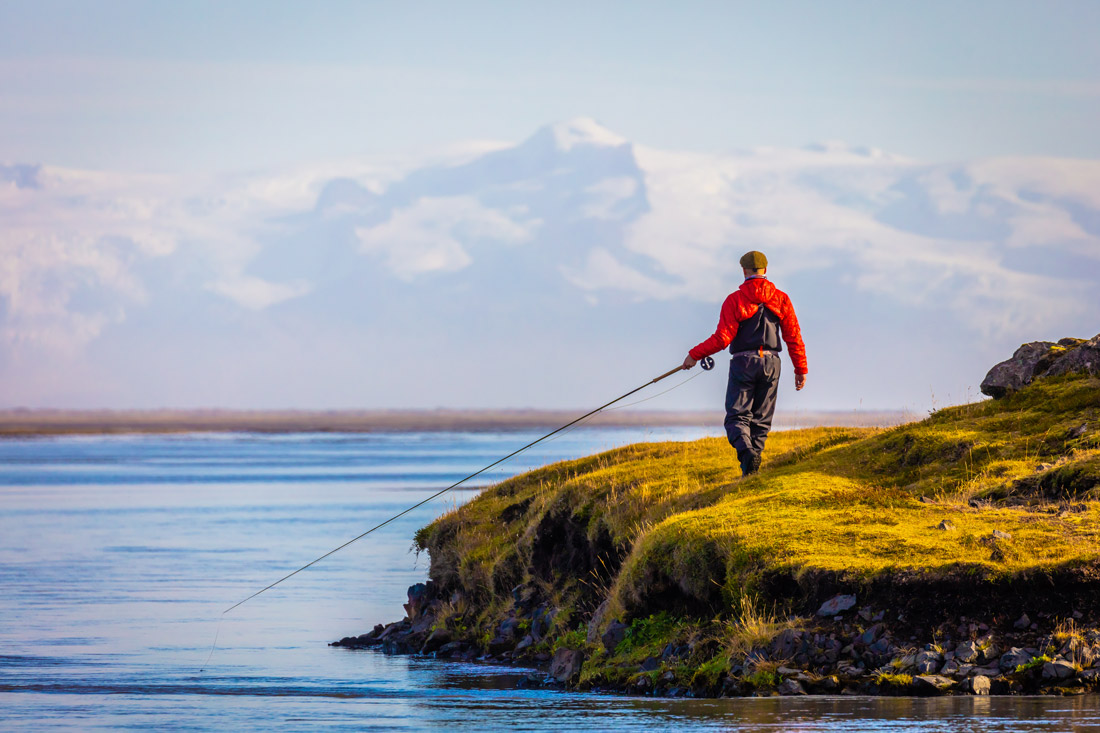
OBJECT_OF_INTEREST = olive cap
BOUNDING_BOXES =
[739,250,768,270]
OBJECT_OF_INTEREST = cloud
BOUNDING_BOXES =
[886,77,1100,98]
[355,196,534,279]
[206,276,312,310]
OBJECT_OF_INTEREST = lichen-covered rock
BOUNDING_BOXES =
[1040,335,1100,378]
[981,341,1055,398]
[981,335,1100,399]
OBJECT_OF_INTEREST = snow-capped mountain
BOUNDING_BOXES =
[2,118,1097,410]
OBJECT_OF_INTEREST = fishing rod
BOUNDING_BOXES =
[219,355,715,617]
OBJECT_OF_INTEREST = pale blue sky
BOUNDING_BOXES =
[1,2,1098,412]
[2,0,1098,172]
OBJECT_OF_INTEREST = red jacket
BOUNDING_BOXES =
[689,278,808,374]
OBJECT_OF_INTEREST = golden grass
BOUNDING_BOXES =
[414,374,1100,634]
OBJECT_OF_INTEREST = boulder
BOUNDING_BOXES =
[955,640,978,663]
[420,628,451,654]
[404,582,436,621]
[602,619,628,653]
[999,647,1033,671]
[769,628,802,658]
[585,599,610,644]
[817,594,857,616]
[1042,660,1077,681]
[777,679,806,696]
[936,520,956,531]
[912,674,955,696]
[1014,613,1031,630]
[980,341,1055,398]
[981,335,1100,399]
[549,648,585,683]
[915,650,943,674]
[1040,334,1100,378]
[859,624,884,646]
[966,675,991,695]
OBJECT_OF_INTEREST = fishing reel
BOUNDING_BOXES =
[700,355,715,371]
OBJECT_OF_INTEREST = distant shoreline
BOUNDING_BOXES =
[0,408,913,437]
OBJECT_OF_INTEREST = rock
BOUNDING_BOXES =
[992,529,1012,541]
[971,666,1001,678]
[980,341,1055,398]
[640,656,659,672]
[912,675,955,696]
[549,648,585,683]
[955,641,979,663]
[859,624,884,645]
[770,628,802,658]
[858,607,873,622]
[498,617,521,640]
[966,675,991,695]
[1014,613,1031,630]
[777,679,806,696]
[514,634,535,653]
[869,638,893,656]
[488,635,514,655]
[420,628,452,654]
[936,520,956,531]
[602,619,628,653]
[1079,669,1100,682]
[435,641,467,658]
[940,659,960,676]
[817,594,857,616]
[378,621,410,641]
[1039,334,1100,379]
[915,650,943,674]
[515,674,543,689]
[585,599,610,645]
[404,582,435,621]
[1000,647,1033,671]
[1042,660,1077,681]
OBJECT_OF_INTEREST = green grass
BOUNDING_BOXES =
[412,374,1100,662]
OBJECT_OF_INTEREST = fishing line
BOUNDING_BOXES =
[533,369,706,450]
[200,358,713,671]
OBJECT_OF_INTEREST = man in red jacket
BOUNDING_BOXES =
[682,251,807,476]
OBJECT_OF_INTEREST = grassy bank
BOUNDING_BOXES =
[341,373,1100,696]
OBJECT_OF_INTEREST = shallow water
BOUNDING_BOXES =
[1,429,1098,731]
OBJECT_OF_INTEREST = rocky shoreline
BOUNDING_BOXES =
[333,580,1100,698]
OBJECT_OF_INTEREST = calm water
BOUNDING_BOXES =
[1,429,1099,731]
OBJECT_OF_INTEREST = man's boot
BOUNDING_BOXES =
[738,449,760,477]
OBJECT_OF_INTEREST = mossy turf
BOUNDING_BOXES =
[414,375,1100,659]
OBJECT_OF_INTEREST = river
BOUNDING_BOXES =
[1,429,1098,731]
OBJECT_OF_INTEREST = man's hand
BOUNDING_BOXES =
[682,355,698,370]
[795,373,807,391]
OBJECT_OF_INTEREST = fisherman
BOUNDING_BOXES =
[682,251,807,476]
